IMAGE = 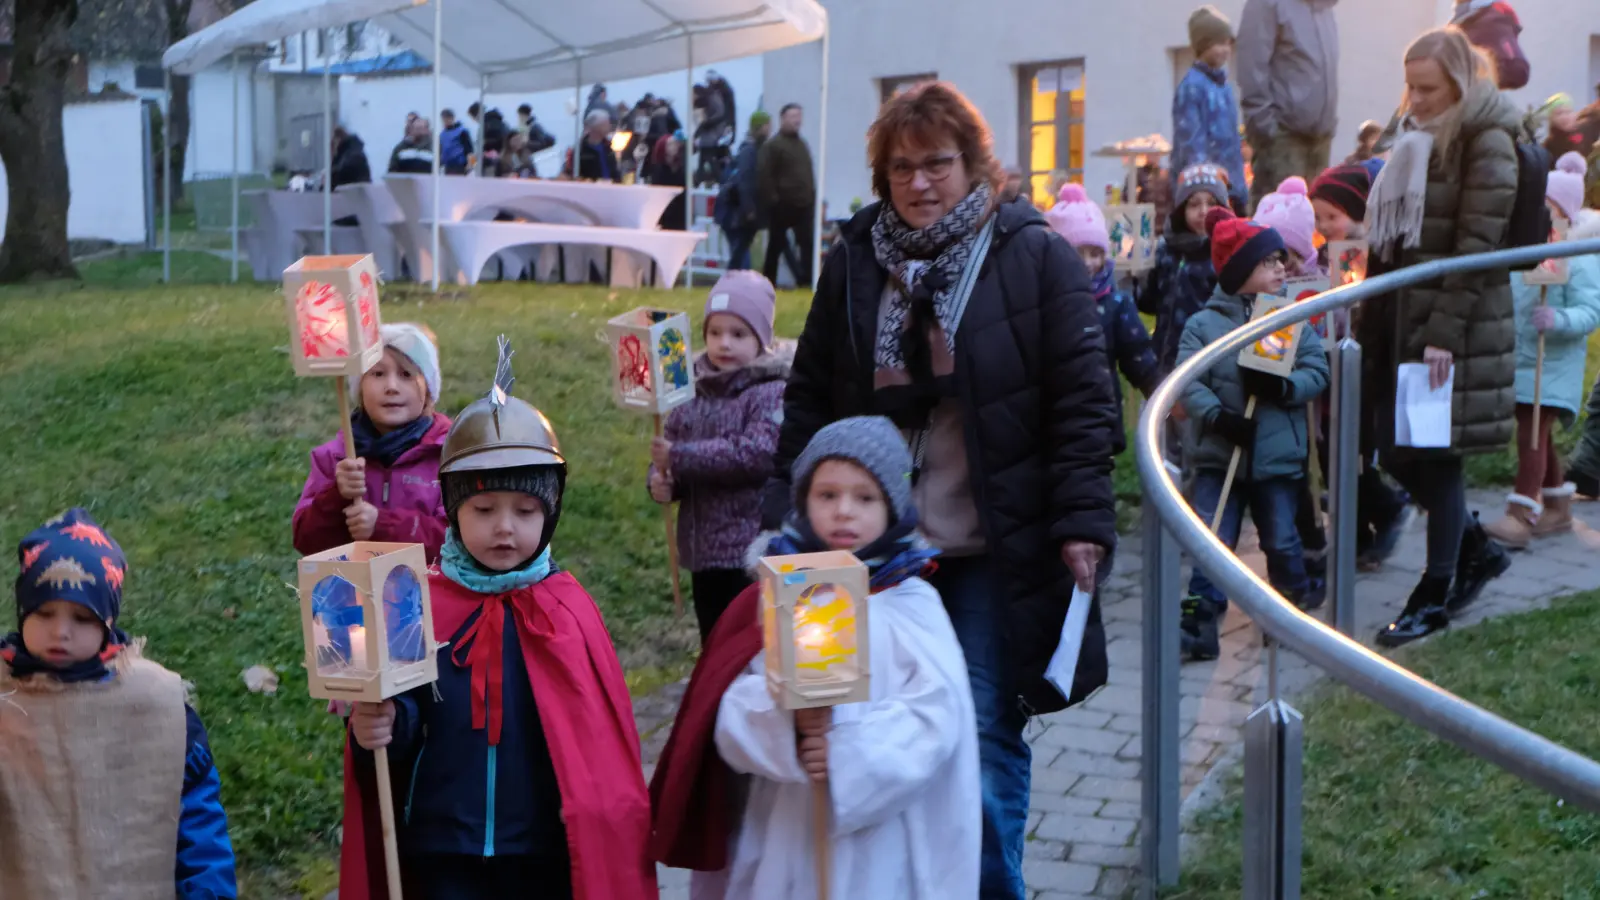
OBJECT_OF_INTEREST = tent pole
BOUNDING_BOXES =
[163,69,172,283]
[322,28,332,248]
[683,33,693,290]
[478,73,487,175]
[573,57,582,176]
[431,0,442,291]
[812,21,829,292]
[231,50,240,283]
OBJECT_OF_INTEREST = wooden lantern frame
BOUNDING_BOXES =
[297,541,437,704]
[1237,292,1307,379]
[758,550,871,710]
[283,253,385,379]
[1104,203,1157,274]
[1327,240,1369,293]
[606,306,696,415]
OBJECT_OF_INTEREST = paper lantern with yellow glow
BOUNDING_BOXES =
[297,541,437,704]
[758,550,872,710]
[282,254,384,379]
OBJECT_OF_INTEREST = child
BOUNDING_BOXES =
[1485,153,1600,548]
[1046,184,1162,452]
[293,323,451,563]
[649,271,789,641]
[340,341,656,900]
[1176,210,1329,660]
[1309,161,1418,569]
[0,509,237,898]
[1142,163,1230,375]
[648,416,980,898]
[1171,5,1248,214]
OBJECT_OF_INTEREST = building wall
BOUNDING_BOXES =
[0,98,149,244]
[765,0,1599,217]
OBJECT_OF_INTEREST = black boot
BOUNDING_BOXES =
[1376,574,1452,648]
[1446,513,1511,615]
[1180,595,1221,662]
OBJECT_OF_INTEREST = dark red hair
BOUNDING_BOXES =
[867,81,1003,202]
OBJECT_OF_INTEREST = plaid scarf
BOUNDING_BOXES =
[765,510,939,593]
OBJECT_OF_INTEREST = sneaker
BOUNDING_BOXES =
[1180,595,1221,662]
[1296,577,1327,612]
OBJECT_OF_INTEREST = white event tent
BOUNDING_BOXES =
[162,0,829,290]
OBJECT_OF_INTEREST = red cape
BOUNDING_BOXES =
[339,571,657,899]
[647,584,762,871]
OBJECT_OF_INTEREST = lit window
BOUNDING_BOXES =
[879,74,936,105]
[1018,61,1085,209]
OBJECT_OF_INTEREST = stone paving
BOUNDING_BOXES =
[638,490,1600,899]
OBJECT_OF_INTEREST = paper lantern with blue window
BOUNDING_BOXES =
[757,550,872,710]
[297,541,437,704]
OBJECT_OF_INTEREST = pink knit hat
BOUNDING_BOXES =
[704,269,777,349]
[1045,183,1110,253]
[1547,152,1588,222]
[1253,176,1316,263]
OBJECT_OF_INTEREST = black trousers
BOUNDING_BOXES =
[762,204,814,286]
[411,853,572,899]
[691,568,753,643]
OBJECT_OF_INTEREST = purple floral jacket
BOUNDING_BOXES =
[652,351,790,572]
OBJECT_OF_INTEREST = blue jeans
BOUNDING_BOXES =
[928,555,1030,900]
[725,227,755,271]
[1186,471,1311,612]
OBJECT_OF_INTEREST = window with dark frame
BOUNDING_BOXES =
[1017,60,1085,209]
[879,73,937,105]
[134,64,164,90]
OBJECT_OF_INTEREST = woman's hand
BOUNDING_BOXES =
[650,436,673,471]
[1423,345,1453,391]
[648,469,675,504]
[335,457,367,501]
[1532,306,1557,333]
[1061,541,1105,593]
[350,700,395,750]
[345,500,379,541]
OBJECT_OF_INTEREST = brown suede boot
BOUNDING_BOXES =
[1533,483,1576,537]
[1483,494,1540,550]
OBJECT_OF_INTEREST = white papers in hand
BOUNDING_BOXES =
[1046,587,1094,703]
[1395,362,1454,448]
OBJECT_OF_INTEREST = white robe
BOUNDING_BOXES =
[704,576,981,900]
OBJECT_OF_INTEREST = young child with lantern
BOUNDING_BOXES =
[339,341,656,900]
[293,322,453,563]
[647,269,790,642]
[0,509,238,899]
[648,416,981,898]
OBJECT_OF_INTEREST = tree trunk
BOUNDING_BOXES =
[163,0,192,203]
[0,0,80,282]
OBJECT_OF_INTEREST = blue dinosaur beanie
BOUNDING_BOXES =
[15,508,125,632]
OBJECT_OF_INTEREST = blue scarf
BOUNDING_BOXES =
[1090,258,1116,301]
[0,629,126,685]
[766,510,940,592]
[440,528,554,594]
[351,410,433,468]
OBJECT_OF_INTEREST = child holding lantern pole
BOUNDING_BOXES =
[1175,209,1329,661]
[648,270,790,642]
[647,416,980,899]
[1483,153,1600,549]
[293,323,452,564]
[0,509,238,899]
[340,339,656,900]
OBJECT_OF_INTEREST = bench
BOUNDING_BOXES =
[437,221,704,288]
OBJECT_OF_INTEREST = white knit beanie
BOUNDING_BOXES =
[351,322,442,403]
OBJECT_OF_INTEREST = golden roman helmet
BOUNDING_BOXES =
[438,336,565,475]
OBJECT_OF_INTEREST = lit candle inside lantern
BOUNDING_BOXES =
[348,625,369,671]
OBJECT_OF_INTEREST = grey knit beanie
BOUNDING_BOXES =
[443,464,563,528]
[791,416,915,524]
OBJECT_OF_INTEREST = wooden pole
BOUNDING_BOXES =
[1533,284,1548,451]
[1211,396,1258,532]
[337,377,357,460]
[812,779,832,900]
[654,414,685,617]
[373,747,404,899]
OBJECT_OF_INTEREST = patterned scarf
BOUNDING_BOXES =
[440,528,554,594]
[870,183,994,373]
[765,509,940,593]
[1090,257,1116,300]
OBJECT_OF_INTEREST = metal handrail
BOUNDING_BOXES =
[1133,237,1600,813]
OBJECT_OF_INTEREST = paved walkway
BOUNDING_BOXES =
[637,490,1600,899]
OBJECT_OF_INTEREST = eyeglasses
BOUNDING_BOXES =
[887,152,963,186]
[1263,252,1289,269]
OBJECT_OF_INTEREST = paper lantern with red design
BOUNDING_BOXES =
[282,254,385,379]
[605,306,696,415]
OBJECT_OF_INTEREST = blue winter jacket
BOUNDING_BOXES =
[177,705,239,900]
[440,124,473,170]
[382,603,567,861]
[1171,62,1248,211]
[1099,287,1162,453]
[1139,221,1218,373]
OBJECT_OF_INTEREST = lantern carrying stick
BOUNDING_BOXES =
[1211,396,1257,533]
[813,780,832,899]
[654,413,685,618]
[337,377,358,460]
[373,749,403,898]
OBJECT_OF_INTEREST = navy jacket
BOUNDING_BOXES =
[440,124,473,171]
[384,604,567,861]
[1139,216,1218,374]
[1099,287,1161,454]
[178,705,239,900]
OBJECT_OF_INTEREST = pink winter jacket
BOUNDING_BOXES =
[291,413,452,562]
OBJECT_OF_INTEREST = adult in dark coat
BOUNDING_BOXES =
[758,81,1117,900]
[1361,27,1517,648]
[330,128,372,189]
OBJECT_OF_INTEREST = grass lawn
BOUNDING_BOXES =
[1173,590,1600,898]
[0,253,828,895]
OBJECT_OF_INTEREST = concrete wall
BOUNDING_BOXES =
[0,98,149,245]
[765,0,1600,217]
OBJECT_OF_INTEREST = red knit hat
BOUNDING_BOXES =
[1310,164,1374,223]
[1206,207,1286,295]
